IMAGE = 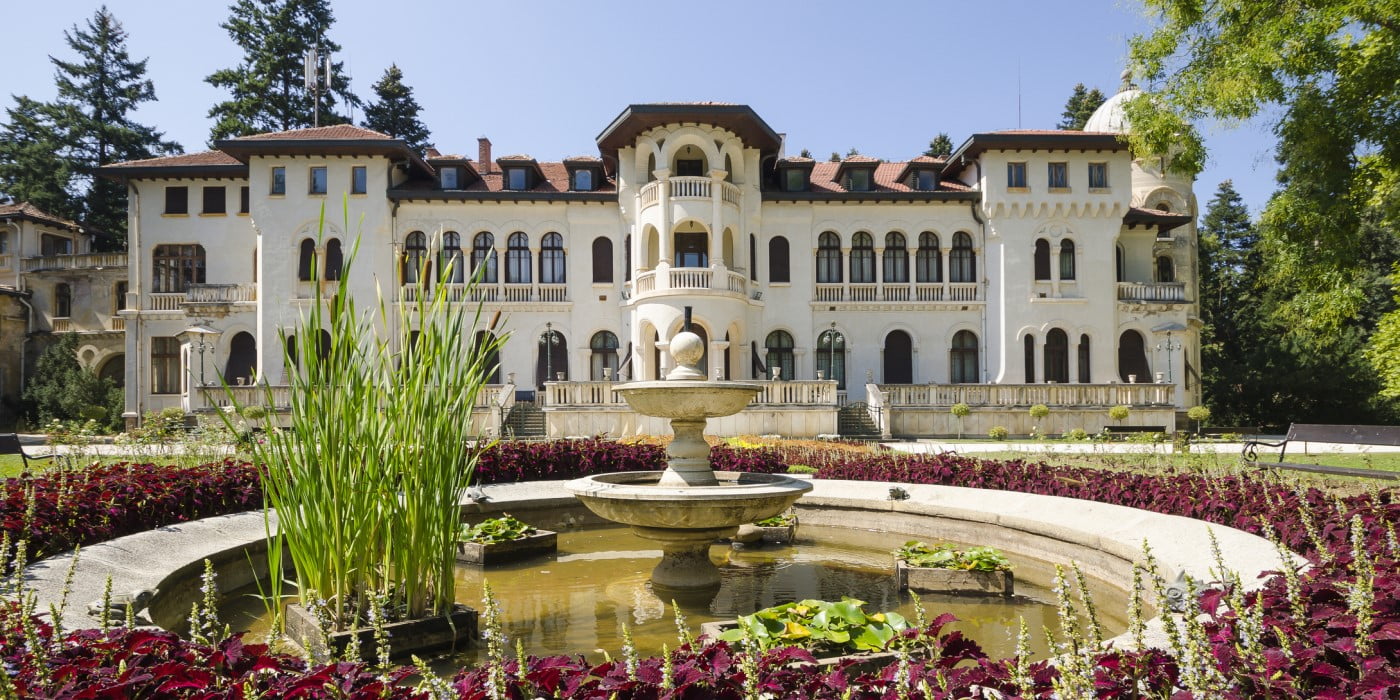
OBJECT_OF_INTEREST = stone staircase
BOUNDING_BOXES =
[503,404,546,439]
[837,403,882,440]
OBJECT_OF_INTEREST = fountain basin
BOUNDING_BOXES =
[612,381,764,420]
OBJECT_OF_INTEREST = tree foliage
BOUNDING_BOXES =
[0,7,177,249]
[206,0,361,141]
[362,64,430,151]
[923,132,954,158]
[21,334,123,431]
[1057,83,1106,130]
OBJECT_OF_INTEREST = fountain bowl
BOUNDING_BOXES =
[566,471,812,530]
[612,381,764,420]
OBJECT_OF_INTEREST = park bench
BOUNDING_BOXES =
[1242,423,1400,481]
[1104,425,1167,439]
[0,433,71,471]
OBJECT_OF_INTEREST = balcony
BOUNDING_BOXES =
[638,178,741,211]
[1117,282,1186,303]
[544,380,837,408]
[877,382,1174,408]
[141,284,257,311]
[398,282,569,305]
[628,267,750,302]
[22,252,127,272]
[813,282,980,305]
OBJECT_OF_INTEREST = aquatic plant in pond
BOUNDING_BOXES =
[894,541,1012,572]
[233,208,503,632]
[716,597,910,654]
[458,515,536,544]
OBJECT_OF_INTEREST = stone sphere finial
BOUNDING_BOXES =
[667,330,706,380]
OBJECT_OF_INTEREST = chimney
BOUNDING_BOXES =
[478,137,492,174]
[425,146,441,158]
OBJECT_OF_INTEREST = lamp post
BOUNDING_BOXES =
[542,321,556,384]
[180,322,221,387]
[1154,332,1182,383]
[820,321,843,386]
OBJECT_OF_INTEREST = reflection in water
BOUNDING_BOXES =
[224,525,1127,671]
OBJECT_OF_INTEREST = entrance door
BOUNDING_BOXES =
[883,330,913,384]
[1118,330,1150,382]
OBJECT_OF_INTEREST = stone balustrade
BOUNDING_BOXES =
[815,282,980,303]
[543,380,838,408]
[185,284,257,304]
[877,382,1174,407]
[21,252,127,272]
[1117,281,1186,303]
[399,283,568,304]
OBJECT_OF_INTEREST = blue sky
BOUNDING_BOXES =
[3,0,1279,215]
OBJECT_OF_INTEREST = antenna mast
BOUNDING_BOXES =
[304,45,333,127]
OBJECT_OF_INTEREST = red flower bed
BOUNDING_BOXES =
[1,460,262,561]
[0,442,1395,697]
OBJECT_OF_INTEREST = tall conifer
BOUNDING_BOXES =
[362,64,431,151]
[0,97,73,218]
[1059,83,1106,130]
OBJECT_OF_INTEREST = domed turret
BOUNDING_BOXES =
[1083,69,1141,134]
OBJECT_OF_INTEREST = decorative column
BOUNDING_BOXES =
[655,169,673,283]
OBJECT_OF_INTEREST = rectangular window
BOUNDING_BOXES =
[115,281,128,312]
[440,167,459,190]
[239,186,250,213]
[351,166,367,194]
[202,186,226,214]
[675,159,703,177]
[270,167,286,195]
[916,170,938,190]
[785,169,806,192]
[309,166,327,194]
[1006,162,1027,189]
[507,168,527,190]
[151,337,181,395]
[573,169,593,191]
[1047,162,1068,189]
[846,169,871,192]
[164,186,188,214]
[1088,162,1108,189]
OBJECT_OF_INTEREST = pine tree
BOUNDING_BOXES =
[798,148,812,159]
[206,0,362,141]
[0,97,74,217]
[828,152,840,162]
[362,64,430,151]
[923,132,954,157]
[46,7,180,248]
[1197,180,1262,423]
[1059,83,1106,130]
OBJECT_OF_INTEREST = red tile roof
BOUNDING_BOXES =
[232,124,394,141]
[806,162,971,193]
[395,160,616,195]
[0,202,83,231]
[841,154,880,164]
[102,150,241,169]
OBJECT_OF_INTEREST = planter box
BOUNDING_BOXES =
[757,524,796,545]
[455,530,557,566]
[698,620,896,674]
[284,602,476,662]
[895,560,1013,596]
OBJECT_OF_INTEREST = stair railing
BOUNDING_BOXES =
[865,383,892,439]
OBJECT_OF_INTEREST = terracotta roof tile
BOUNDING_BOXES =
[778,156,815,164]
[562,155,602,163]
[841,154,880,163]
[104,150,242,168]
[397,160,615,195]
[805,162,970,193]
[0,202,82,231]
[497,154,536,162]
[907,155,944,164]
[233,124,394,141]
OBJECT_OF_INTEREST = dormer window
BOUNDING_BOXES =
[915,170,938,190]
[785,169,807,192]
[507,168,527,190]
[440,167,460,190]
[845,169,872,192]
[572,169,593,191]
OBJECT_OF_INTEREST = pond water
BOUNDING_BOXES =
[221,525,1128,668]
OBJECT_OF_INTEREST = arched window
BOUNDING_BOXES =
[916,232,941,283]
[1156,255,1175,283]
[1118,330,1150,382]
[949,232,975,283]
[883,330,913,383]
[224,332,257,385]
[816,231,842,283]
[1078,334,1091,383]
[471,232,497,283]
[541,232,565,284]
[1045,328,1069,383]
[765,330,795,381]
[590,331,620,380]
[1116,244,1125,282]
[535,329,566,387]
[1023,334,1036,383]
[298,238,317,281]
[1033,239,1051,280]
[473,330,501,384]
[950,330,978,384]
[646,153,657,182]
[99,354,125,388]
[439,232,463,283]
[768,236,790,283]
[152,244,206,293]
[816,328,846,389]
[850,232,875,283]
[883,232,908,283]
[402,231,427,284]
[325,238,344,281]
[1059,240,1076,281]
[591,237,613,283]
[54,283,71,318]
[506,232,531,284]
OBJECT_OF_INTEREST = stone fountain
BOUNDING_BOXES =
[566,309,813,590]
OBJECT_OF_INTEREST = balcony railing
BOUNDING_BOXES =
[50,317,72,333]
[877,382,1174,407]
[544,380,838,408]
[640,181,660,209]
[1118,282,1186,303]
[670,176,711,199]
[108,317,126,331]
[197,383,509,413]
[669,268,711,290]
[638,178,741,210]
[815,282,981,303]
[185,284,257,303]
[22,252,127,272]
[0,254,11,268]
[146,293,184,311]
[399,283,568,304]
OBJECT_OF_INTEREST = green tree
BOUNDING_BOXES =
[21,334,122,431]
[1058,83,1105,130]
[206,0,361,141]
[923,132,954,158]
[1197,181,1267,424]
[798,148,812,159]
[0,97,74,217]
[46,7,180,249]
[828,152,840,162]
[362,64,431,151]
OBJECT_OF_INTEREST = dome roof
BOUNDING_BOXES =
[1083,69,1141,134]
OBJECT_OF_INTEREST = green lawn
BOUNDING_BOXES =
[0,453,66,477]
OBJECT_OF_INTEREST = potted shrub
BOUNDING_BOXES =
[1028,403,1050,439]
[950,402,970,439]
[1187,405,1211,435]
[456,514,557,565]
[702,597,909,670]
[893,541,1014,596]
[1109,404,1130,427]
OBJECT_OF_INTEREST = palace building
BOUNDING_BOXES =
[96,87,1199,438]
